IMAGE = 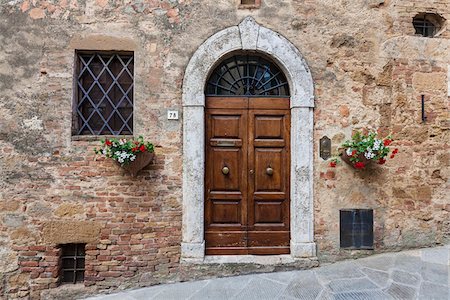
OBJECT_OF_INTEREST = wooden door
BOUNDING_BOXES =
[205,97,290,255]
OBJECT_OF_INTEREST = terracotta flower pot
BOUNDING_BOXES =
[341,151,372,169]
[121,151,155,177]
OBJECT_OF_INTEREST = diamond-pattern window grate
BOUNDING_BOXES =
[206,54,290,97]
[75,52,134,135]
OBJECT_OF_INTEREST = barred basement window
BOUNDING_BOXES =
[413,13,445,37]
[340,209,374,249]
[60,244,86,284]
[74,51,134,135]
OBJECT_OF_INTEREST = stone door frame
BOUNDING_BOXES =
[181,17,316,262]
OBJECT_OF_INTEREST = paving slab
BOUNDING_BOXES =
[85,245,450,300]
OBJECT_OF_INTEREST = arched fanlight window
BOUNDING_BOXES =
[206,54,290,96]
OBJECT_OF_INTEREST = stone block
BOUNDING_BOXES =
[42,221,102,244]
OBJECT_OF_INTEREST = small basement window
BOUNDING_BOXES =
[413,13,445,37]
[239,0,261,8]
[340,209,373,249]
[60,244,86,284]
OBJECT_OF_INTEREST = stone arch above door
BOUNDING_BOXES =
[182,17,315,262]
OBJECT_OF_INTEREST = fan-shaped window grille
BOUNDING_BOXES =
[206,55,290,96]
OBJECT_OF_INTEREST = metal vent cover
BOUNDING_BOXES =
[340,209,374,249]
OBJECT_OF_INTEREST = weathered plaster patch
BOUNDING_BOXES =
[22,116,43,131]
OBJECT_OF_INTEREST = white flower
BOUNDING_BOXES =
[115,151,121,156]
[364,151,375,159]
[119,139,126,145]
[373,139,382,151]
[130,155,136,161]
[102,148,107,155]
[346,148,353,156]
[118,158,124,163]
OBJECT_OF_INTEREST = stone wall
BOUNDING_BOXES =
[0,0,448,298]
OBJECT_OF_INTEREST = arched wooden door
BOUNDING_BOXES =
[204,54,291,255]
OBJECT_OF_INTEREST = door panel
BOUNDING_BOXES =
[205,107,248,254]
[205,97,290,255]
[247,109,290,254]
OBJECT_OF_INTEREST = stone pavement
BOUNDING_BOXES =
[86,245,450,300]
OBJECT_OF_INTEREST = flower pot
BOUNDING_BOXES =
[121,151,155,177]
[341,151,372,169]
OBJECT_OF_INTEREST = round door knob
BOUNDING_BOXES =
[266,167,274,176]
[222,166,230,175]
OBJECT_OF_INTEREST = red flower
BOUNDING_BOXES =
[329,161,336,168]
[390,154,395,159]
[378,158,386,165]
[354,162,365,169]
[131,147,138,152]
[105,140,112,146]
[393,148,399,154]
[351,150,357,156]
[139,145,146,152]
[383,139,392,146]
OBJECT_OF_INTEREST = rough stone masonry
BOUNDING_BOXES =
[0,0,449,299]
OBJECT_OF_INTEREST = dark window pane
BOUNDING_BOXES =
[76,270,85,282]
[62,245,76,256]
[75,52,134,136]
[62,271,75,283]
[62,258,75,269]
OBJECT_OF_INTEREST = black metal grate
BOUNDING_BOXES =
[60,244,86,284]
[75,52,134,135]
[206,54,289,96]
[413,15,437,37]
[340,209,374,249]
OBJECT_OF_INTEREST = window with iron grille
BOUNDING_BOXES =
[74,51,134,135]
[60,244,86,284]
[412,13,444,38]
[340,209,374,249]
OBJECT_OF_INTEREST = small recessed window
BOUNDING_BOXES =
[60,244,86,284]
[413,13,445,37]
[239,0,260,8]
[74,51,134,136]
[340,209,374,249]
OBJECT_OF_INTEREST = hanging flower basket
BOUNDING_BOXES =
[330,130,398,170]
[340,150,372,169]
[121,151,155,177]
[94,136,155,177]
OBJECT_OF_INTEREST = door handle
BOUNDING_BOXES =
[222,166,230,175]
[266,167,274,176]
[249,169,254,175]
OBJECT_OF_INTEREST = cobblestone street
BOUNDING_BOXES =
[86,245,450,300]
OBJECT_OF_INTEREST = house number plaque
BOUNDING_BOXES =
[320,136,331,160]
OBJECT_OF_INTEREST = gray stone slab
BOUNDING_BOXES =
[384,282,417,299]
[419,281,449,300]
[391,269,421,286]
[421,262,449,286]
[357,254,396,272]
[86,293,136,300]
[189,275,252,300]
[259,271,296,285]
[334,290,393,300]
[127,284,175,300]
[282,270,323,300]
[233,277,287,300]
[421,247,450,266]
[361,268,390,288]
[151,280,209,300]
[394,254,424,274]
[315,262,365,281]
[328,278,378,293]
